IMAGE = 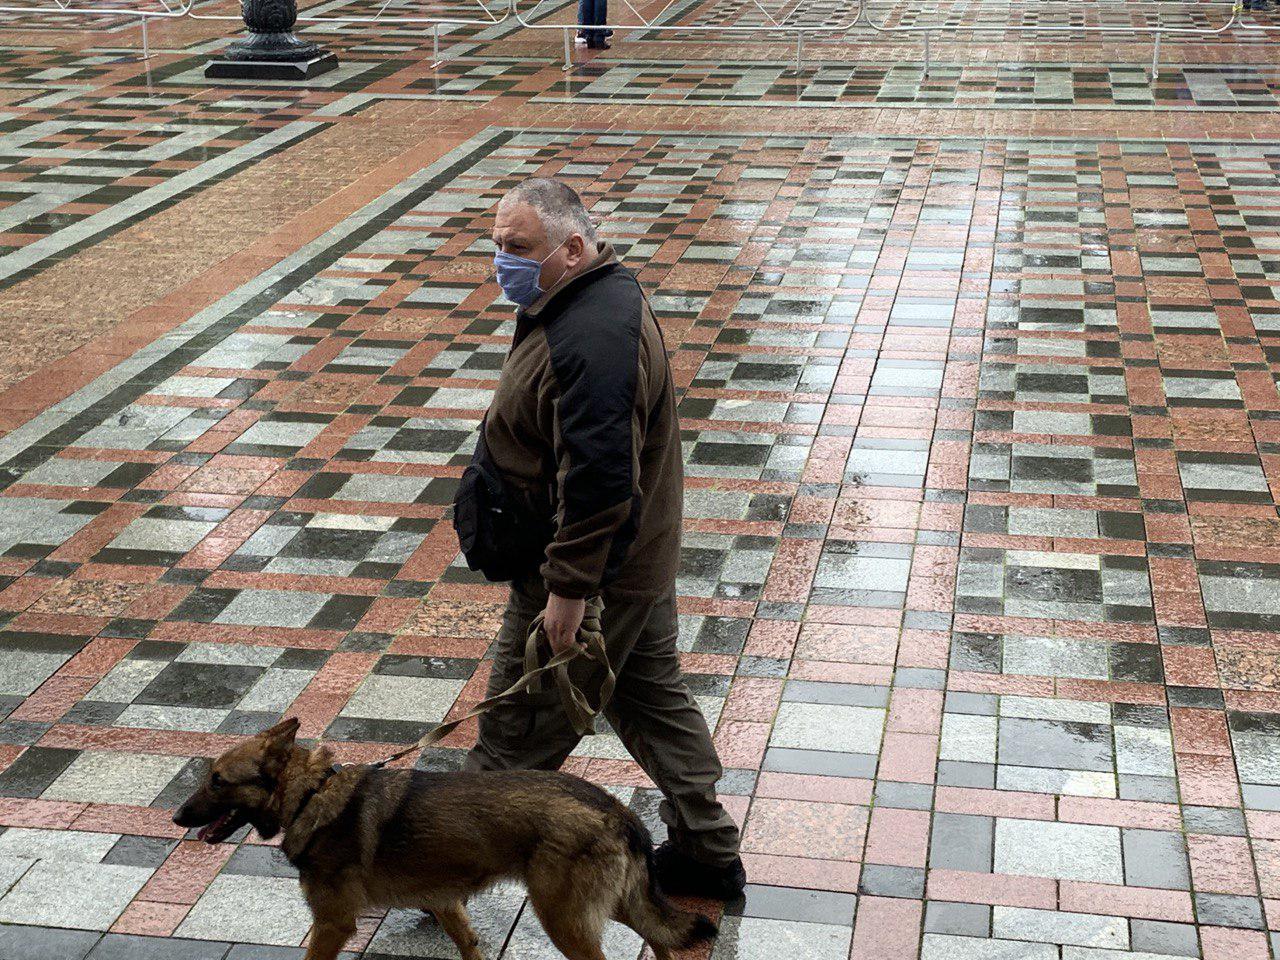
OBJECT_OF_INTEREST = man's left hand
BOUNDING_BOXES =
[542,593,586,655]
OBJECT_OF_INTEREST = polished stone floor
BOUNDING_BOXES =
[0,1,1278,958]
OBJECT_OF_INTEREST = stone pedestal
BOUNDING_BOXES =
[205,0,338,81]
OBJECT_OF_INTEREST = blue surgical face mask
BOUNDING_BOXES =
[493,236,570,308]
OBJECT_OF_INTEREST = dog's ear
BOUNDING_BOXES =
[261,716,300,755]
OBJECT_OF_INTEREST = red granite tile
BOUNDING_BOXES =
[1055,678,1166,706]
[934,786,1055,821]
[1250,812,1280,842]
[1187,834,1258,895]
[0,579,44,615]
[927,869,1056,909]
[762,538,822,603]
[876,732,937,784]
[0,745,22,775]
[7,610,109,636]
[583,758,655,789]
[1057,796,1181,831]
[896,628,949,669]
[795,623,898,664]
[0,797,85,829]
[1058,881,1194,922]
[720,794,749,834]
[1171,708,1233,756]
[886,688,943,735]
[289,652,380,739]
[789,660,894,686]
[742,797,868,861]
[806,605,902,628]
[72,803,186,839]
[949,672,1055,697]
[720,677,783,723]
[743,619,799,659]
[140,840,234,905]
[680,653,736,676]
[849,896,921,960]
[1162,646,1220,688]
[397,522,467,582]
[60,637,136,678]
[123,584,190,621]
[343,913,385,953]
[1200,928,1272,960]
[8,675,95,722]
[864,807,930,868]
[41,724,237,758]
[110,900,189,937]
[739,853,860,894]
[388,635,490,658]
[355,597,420,633]
[754,771,873,806]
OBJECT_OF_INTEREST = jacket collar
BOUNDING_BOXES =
[519,241,619,324]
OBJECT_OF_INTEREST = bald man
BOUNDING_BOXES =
[454,177,745,899]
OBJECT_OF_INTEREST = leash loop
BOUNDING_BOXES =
[368,595,610,768]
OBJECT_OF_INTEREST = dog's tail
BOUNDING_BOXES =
[620,813,718,951]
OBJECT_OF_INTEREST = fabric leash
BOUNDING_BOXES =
[368,595,611,769]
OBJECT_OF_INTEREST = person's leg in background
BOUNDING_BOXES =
[586,0,609,48]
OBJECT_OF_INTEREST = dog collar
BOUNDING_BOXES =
[283,762,341,829]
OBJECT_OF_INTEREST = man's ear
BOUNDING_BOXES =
[567,232,588,264]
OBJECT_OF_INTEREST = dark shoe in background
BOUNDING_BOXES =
[654,841,747,900]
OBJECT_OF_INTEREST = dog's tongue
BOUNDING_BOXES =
[197,813,231,843]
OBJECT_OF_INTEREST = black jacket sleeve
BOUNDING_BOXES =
[539,273,647,598]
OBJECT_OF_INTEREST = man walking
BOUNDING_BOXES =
[457,178,745,899]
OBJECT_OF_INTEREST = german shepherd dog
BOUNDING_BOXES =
[173,718,716,960]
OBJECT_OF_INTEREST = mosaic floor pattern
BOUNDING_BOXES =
[1,3,1280,959]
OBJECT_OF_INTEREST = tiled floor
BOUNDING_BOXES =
[0,1,1278,959]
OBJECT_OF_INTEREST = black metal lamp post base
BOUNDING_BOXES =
[205,52,338,81]
[206,0,338,82]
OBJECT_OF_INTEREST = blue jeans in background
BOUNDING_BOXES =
[577,0,607,45]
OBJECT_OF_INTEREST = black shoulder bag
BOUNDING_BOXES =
[452,425,551,583]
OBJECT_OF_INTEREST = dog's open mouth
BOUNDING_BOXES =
[196,809,248,844]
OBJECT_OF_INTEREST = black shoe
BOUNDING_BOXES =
[586,39,611,49]
[653,842,746,900]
